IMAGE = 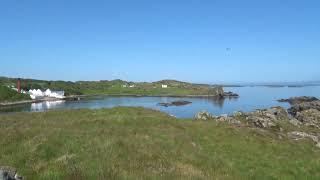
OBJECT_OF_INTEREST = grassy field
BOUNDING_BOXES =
[1,107,319,179]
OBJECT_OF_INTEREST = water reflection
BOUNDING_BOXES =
[200,96,239,108]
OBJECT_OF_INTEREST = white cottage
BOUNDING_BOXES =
[161,84,168,88]
[28,89,65,99]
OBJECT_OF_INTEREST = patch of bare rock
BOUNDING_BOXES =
[0,166,22,180]
[195,96,320,148]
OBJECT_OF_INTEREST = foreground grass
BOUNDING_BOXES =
[0,107,319,179]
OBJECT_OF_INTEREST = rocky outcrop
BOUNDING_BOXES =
[0,166,22,180]
[194,111,241,125]
[194,111,213,121]
[288,100,320,116]
[245,107,288,129]
[278,96,318,105]
[295,109,320,128]
[194,96,320,148]
[194,107,288,128]
[157,101,192,107]
[216,115,242,125]
[210,87,224,97]
[287,131,320,148]
[278,96,320,128]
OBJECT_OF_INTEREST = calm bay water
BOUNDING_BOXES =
[1,86,320,118]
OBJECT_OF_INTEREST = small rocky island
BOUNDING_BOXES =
[195,96,320,148]
[157,100,192,107]
[157,90,239,107]
[221,91,239,97]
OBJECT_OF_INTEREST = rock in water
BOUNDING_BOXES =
[171,101,192,106]
[222,91,239,97]
[278,96,318,105]
[157,101,192,107]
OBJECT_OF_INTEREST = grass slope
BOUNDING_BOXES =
[0,107,319,179]
[0,85,31,103]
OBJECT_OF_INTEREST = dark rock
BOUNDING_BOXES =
[288,100,320,116]
[171,101,192,106]
[157,101,192,107]
[222,91,239,97]
[278,96,318,105]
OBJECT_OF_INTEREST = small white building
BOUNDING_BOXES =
[129,84,135,88]
[29,89,65,99]
[29,89,44,99]
[122,85,127,88]
[162,84,168,88]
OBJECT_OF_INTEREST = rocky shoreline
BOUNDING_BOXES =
[195,96,320,148]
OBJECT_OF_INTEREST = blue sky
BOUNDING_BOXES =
[1,0,319,83]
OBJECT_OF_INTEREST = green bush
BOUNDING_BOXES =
[0,85,31,102]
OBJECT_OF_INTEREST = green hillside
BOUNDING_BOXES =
[0,85,31,102]
[0,77,223,97]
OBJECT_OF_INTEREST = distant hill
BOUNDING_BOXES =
[0,76,223,97]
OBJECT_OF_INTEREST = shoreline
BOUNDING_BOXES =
[0,97,66,106]
[0,93,234,107]
[78,94,226,98]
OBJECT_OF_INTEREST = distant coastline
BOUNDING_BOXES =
[221,84,320,88]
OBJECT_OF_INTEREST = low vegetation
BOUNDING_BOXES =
[0,107,319,179]
[0,85,31,103]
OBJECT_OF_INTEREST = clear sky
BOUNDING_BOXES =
[1,0,319,83]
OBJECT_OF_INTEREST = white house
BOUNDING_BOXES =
[129,84,135,88]
[29,89,44,99]
[29,89,65,99]
[122,84,127,88]
[162,84,168,88]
